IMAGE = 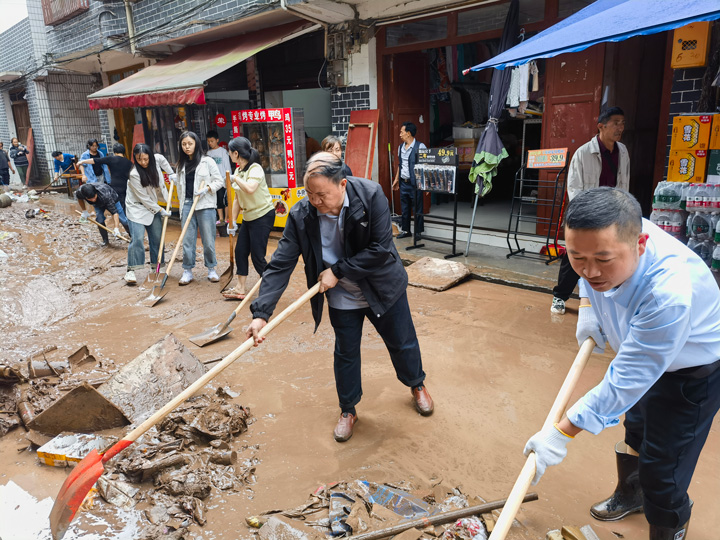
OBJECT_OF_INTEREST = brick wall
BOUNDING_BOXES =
[46,72,105,156]
[0,19,36,73]
[663,67,707,179]
[45,0,271,58]
[331,84,371,140]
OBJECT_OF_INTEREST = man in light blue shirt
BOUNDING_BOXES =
[525,187,720,540]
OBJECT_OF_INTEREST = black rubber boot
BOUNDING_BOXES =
[649,518,690,540]
[590,441,644,521]
[98,226,109,246]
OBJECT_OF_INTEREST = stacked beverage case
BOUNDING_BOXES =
[652,181,720,272]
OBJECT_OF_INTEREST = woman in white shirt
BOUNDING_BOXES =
[226,136,275,299]
[175,131,224,285]
[125,143,175,284]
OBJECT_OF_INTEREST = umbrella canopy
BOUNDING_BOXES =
[467,0,519,196]
[466,0,720,71]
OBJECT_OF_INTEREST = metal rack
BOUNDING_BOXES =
[506,161,567,264]
[406,147,462,259]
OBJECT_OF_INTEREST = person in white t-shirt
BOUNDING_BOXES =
[206,130,232,225]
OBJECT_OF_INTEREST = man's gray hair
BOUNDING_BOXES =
[304,151,344,185]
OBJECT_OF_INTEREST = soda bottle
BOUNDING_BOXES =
[700,183,713,209]
[713,244,720,273]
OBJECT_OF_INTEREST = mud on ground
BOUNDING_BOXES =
[0,196,718,539]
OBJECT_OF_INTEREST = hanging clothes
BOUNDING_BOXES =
[506,63,530,108]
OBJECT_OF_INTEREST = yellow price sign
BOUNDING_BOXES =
[527,148,568,169]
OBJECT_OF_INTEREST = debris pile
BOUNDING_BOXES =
[99,390,257,536]
[250,481,499,540]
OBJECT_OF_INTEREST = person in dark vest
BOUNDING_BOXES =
[392,122,426,240]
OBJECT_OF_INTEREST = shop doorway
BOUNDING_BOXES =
[384,51,430,213]
[11,98,30,145]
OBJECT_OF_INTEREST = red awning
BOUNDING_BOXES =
[88,20,312,110]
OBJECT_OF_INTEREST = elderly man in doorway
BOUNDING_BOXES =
[551,106,630,315]
[246,152,434,442]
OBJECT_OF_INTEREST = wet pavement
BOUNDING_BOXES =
[0,192,718,539]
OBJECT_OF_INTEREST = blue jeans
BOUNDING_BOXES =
[181,200,217,270]
[94,202,129,230]
[328,291,425,412]
[127,214,164,271]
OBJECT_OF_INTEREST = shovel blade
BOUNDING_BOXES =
[49,449,105,540]
[143,286,168,307]
[188,323,233,347]
[143,271,166,288]
[219,265,233,292]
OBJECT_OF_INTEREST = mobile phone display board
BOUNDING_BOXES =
[407,147,461,259]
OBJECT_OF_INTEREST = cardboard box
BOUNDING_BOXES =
[454,138,478,168]
[37,432,116,468]
[453,126,484,139]
[667,149,708,183]
[710,115,720,150]
[707,150,720,185]
[670,115,713,151]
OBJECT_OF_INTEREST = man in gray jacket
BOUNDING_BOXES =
[551,106,630,315]
[246,152,434,442]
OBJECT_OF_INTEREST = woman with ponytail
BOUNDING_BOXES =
[226,136,275,299]
[175,131,224,285]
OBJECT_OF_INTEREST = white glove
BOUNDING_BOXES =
[227,223,237,236]
[194,187,208,198]
[113,227,121,238]
[523,425,573,485]
[160,209,172,217]
[576,306,606,353]
[168,173,177,183]
[81,210,90,219]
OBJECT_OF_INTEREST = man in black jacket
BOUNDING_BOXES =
[247,152,433,442]
[76,183,130,245]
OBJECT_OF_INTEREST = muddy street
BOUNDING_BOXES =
[0,195,718,540]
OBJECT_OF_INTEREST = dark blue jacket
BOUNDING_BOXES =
[251,176,407,330]
[54,153,75,174]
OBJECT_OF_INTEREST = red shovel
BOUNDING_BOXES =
[49,283,321,539]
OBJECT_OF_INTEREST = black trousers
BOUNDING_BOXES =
[552,253,580,301]
[0,169,9,185]
[624,361,720,528]
[399,179,424,235]
[328,291,425,412]
[234,208,275,276]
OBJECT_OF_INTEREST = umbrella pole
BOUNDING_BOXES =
[465,191,480,257]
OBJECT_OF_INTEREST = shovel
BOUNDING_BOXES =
[49,282,321,540]
[219,171,236,292]
[142,177,175,288]
[144,181,205,306]
[487,337,595,540]
[189,277,262,347]
[74,210,130,242]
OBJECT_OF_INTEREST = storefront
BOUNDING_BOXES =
[87,20,329,224]
[375,0,670,237]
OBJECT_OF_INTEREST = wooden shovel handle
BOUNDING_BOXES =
[231,278,262,318]
[488,337,595,540]
[105,282,320,458]
[75,210,130,242]
[155,179,175,272]
[164,180,205,277]
[226,172,235,266]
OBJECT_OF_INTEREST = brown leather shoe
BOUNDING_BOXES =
[412,385,434,416]
[333,412,358,442]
